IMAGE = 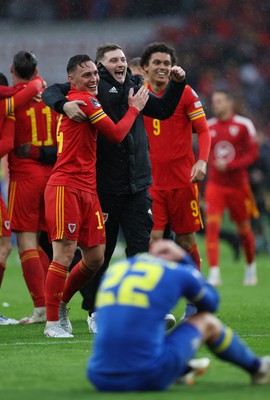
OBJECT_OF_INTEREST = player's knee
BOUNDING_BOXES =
[188,312,222,342]
[85,254,104,271]
[203,313,223,341]
[175,233,196,251]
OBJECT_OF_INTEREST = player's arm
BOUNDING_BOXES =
[42,82,87,122]
[190,116,211,182]
[13,77,44,109]
[14,143,57,165]
[143,66,186,119]
[181,266,220,313]
[93,87,149,143]
[41,82,71,114]
[0,117,15,158]
[150,240,220,313]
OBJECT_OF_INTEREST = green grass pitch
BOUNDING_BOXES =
[1,237,270,400]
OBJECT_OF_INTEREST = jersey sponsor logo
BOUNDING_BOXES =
[68,223,76,233]
[89,97,101,108]
[229,125,240,136]
[194,100,202,108]
[109,86,118,93]
[4,220,10,230]
[102,212,109,223]
[214,140,236,163]
[191,88,199,98]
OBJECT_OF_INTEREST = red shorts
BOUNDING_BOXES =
[0,194,11,237]
[150,185,203,234]
[45,185,106,248]
[8,176,48,232]
[204,182,259,223]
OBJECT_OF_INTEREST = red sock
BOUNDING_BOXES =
[206,217,221,267]
[20,249,45,307]
[0,262,6,287]
[62,260,96,304]
[37,245,50,282]
[45,261,68,322]
[239,229,256,264]
[188,243,201,270]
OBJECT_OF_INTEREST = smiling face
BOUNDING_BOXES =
[100,49,128,84]
[143,52,172,88]
[68,60,100,95]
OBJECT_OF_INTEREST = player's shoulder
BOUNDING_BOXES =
[232,114,257,135]
[207,116,218,126]
[68,90,102,109]
[183,84,200,98]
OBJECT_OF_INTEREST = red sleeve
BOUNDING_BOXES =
[13,77,43,110]
[192,116,211,162]
[0,117,15,158]
[0,86,18,98]
[94,107,139,143]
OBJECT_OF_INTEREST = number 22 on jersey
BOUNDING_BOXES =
[96,260,164,308]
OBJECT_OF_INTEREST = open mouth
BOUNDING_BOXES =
[115,70,125,78]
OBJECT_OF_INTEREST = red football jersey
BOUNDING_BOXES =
[143,84,210,189]
[48,88,139,193]
[8,82,57,180]
[0,80,43,159]
[207,114,258,187]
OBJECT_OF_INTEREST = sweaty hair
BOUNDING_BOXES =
[67,54,93,75]
[95,43,123,63]
[0,72,9,86]
[140,42,177,67]
[12,51,37,80]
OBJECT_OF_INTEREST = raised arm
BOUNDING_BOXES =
[143,65,186,119]
[13,77,44,109]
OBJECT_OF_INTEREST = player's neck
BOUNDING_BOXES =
[12,75,30,85]
[218,111,233,121]
[149,80,167,94]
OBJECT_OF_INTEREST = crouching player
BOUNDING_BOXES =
[87,239,270,391]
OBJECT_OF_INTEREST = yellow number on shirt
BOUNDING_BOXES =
[96,261,164,308]
[56,115,64,153]
[26,106,54,146]
[153,119,161,136]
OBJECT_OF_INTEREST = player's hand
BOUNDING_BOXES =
[14,143,39,160]
[128,86,149,111]
[190,160,207,182]
[214,159,227,172]
[150,239,186,262]
[63,100,87,122]
[170,66,186,83]
[34,76,47,88]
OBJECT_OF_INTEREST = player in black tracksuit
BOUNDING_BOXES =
[41,61,186,316]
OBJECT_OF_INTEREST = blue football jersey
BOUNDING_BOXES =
[89,253,219,374]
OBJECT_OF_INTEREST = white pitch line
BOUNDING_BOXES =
[0,339,93,346]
